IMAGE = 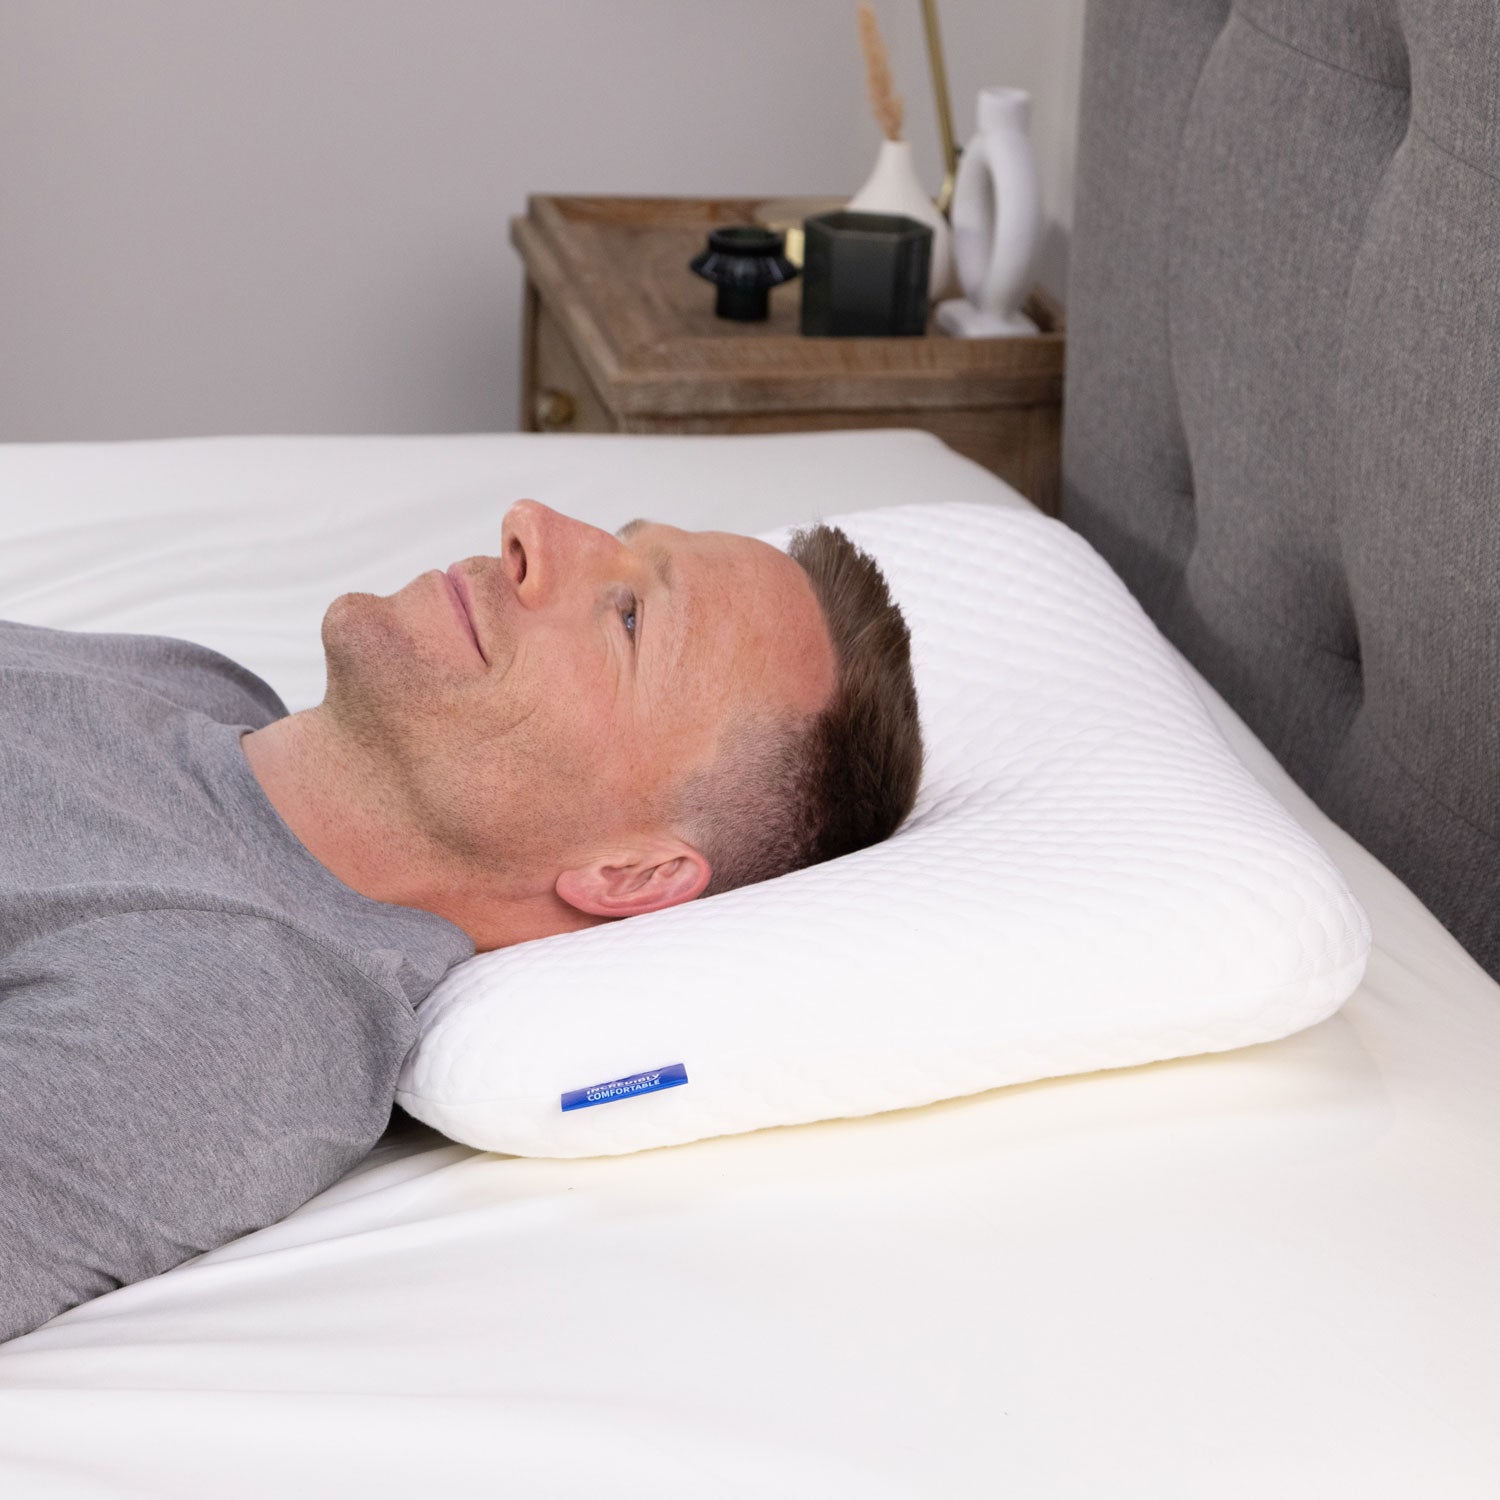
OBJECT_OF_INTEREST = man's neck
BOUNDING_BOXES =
[240,710,598,952]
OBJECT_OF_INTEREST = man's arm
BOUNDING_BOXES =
[0,909,414,1342]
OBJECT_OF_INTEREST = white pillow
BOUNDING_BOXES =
[396,501,1370,1156]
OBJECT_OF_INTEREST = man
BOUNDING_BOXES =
[0,500,921,1342]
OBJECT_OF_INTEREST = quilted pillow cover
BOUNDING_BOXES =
[396,501,1370,1156]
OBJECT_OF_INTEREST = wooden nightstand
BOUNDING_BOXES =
[511,195,1065,515]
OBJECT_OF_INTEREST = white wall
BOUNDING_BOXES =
[0,0,1085,442]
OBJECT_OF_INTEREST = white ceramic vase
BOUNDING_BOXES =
[847,138,954,302]
[936,86,1043,337]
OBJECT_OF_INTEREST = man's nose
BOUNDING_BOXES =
[498,500,620,609]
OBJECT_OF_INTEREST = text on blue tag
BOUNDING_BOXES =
[561,1062,689,1113]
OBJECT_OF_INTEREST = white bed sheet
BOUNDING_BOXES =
[0,432,1496,1499]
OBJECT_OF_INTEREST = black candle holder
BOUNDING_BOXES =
[689,225,799,322]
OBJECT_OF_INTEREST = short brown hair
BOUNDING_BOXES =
[681,524,922,895]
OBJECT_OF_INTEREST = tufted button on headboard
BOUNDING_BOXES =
[1062,0,1500,977]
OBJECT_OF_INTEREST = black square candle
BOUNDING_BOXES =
[799,211,932,337]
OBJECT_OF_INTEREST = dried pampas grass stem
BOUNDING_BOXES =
[858,3,904,141]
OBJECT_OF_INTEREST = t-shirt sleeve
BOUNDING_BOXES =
[0,909,417,1343]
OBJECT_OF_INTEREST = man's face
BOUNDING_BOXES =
[319,501,835,892]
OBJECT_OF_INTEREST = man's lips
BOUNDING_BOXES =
[443,566,487,663]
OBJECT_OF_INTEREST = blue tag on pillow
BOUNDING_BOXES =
[561,1062,688,1113]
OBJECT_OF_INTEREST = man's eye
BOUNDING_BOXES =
[621,596,638,639]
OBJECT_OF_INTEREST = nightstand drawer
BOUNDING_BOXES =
[529,301,616,434]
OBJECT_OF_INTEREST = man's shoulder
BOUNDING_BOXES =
[0,619,287,728]
[7,904,415,1074]
[0,904,415,1343]
[20,903,412,1027]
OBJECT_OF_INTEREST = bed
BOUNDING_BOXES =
[1,2,1497,1496]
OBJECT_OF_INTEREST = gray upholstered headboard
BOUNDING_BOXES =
[1062,0,1499,977]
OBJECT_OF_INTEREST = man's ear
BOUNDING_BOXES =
[554,840,712,919]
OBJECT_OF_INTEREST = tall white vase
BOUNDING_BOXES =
[847,138,954,302]
[936,87,1043,337]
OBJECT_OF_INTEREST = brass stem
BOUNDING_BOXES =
[921,0,959,214]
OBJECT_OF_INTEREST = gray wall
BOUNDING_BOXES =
[0,0,1084,442]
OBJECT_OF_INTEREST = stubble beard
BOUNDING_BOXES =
[320,592,446,757]
[318,592,567,885]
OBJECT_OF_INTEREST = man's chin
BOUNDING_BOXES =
[320,592,457,741]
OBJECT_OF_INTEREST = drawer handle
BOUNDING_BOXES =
[535,388,577,431]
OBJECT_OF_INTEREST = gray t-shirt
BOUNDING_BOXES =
[0,620,474,1342]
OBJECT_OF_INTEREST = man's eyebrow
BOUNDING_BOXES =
[646,544,673,590]
[615,519,673,590]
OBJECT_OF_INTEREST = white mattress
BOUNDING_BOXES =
[0,432,1496,1499]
